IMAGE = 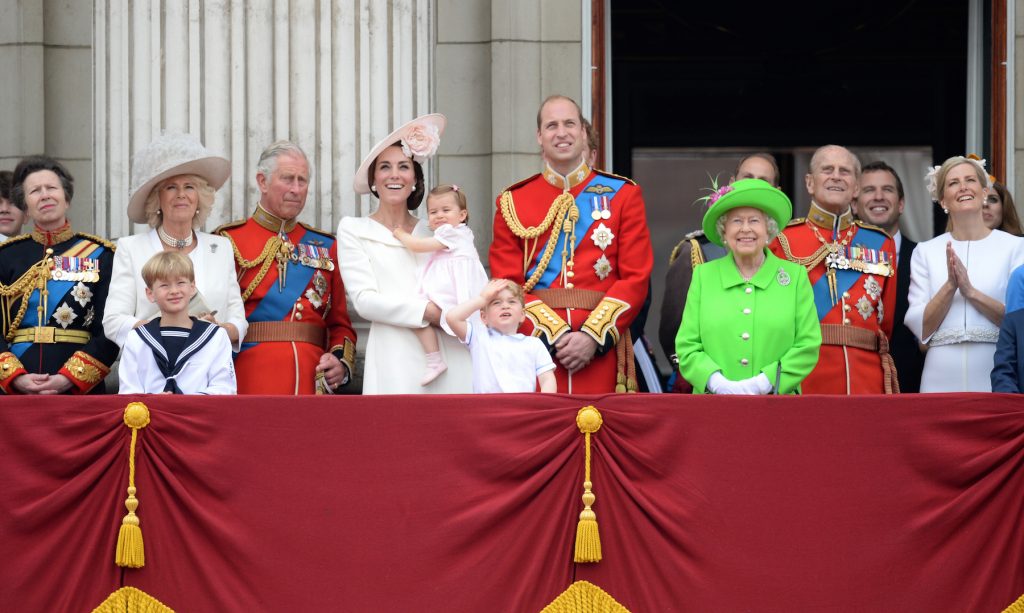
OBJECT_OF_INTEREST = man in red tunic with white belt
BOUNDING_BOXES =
[769,145,899,394]
[489,95,653,393]
[218,141,356,394]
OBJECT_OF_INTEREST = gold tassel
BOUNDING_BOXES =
[574,406,603,563]
[116,402,151,568]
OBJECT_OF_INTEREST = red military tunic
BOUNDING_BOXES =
[769,202,898,394]
[489,162,653,393]
[218,205,356,394]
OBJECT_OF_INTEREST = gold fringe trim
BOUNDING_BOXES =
[91,587,174,613]
[1002,593,1024,613]
[540,580,630,613]
[116,402,151,568]
[574,406,603,563]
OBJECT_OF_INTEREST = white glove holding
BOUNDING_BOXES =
[734,373,773,395]
[708,371,741,395]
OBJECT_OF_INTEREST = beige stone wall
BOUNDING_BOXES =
[1,0,94,231]
[434,0,584,263]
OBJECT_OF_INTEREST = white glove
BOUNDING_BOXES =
[708,371,741,395]
[734,373,773,395]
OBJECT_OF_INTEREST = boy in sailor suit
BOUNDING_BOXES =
[118,252,236,394]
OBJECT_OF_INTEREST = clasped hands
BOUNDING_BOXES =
[945,241,975,296]
[707,371,772,395]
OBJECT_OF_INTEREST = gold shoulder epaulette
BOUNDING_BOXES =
[299,221,336,238]
[0,233,32,247]
[214,219,247,235]
[853,219,892,237]
[786,217,807,227]
[76,232,117,250]
[667,239,687,265]
[500,174,542,194]
[594,169,637,185]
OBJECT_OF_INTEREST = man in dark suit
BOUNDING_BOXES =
[853,161,924,392]
[992,308,1024,393]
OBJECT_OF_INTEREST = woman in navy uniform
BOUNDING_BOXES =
[0,156,118,394]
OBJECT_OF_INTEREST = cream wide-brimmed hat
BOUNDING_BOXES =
[353,114,446,195]
[128,132,231,223]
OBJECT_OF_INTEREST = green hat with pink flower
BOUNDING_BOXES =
[701,178,792,247]
[353,114,446,195]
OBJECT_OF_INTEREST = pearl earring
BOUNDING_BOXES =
[370,185,377,193]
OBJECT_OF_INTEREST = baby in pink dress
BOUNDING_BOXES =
[394,184,488,385]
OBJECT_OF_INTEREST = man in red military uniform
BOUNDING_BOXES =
[218,141,356,394]
[769,145,898,394]
[490,95,653,393]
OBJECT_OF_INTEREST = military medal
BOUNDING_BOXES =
[276,240,293,291]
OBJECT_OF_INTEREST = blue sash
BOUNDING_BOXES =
[11,241,106,358]
[526,174,626,289]
[239,228,334,353]
[811,227,887,320]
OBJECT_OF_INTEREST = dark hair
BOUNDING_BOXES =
[734,153,780,186]
[582,117,599,153]
[0,170,14,209]
[992,181,1023,236]
[861,160,905,201]
[11,155,74,210]
[536,95,583,130]
[366,143,425,211]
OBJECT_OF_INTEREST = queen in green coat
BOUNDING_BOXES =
[675,179,821,394]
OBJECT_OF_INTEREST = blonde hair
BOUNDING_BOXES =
[933,156,989,207]
[429,184,469,222]
[141,251,195,288]
[144,174,216,229]
[487,279,525,307]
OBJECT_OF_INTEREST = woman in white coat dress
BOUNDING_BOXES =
[103,133,247,351]
[338,114,472,394]
[905,155,1024,392]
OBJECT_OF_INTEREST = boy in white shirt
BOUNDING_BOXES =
[446,278,556,393]
[118,251,236,394]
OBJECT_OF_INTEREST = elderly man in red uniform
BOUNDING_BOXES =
[490,95,653,393]
[218,141,356,394]
[769,145,898,394]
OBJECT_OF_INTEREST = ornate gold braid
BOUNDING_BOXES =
[775,232,829,270]
[224,234,286,301]
[499,191,576,292]
[0,255,53,341]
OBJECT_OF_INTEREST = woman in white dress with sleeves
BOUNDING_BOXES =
[905,155,1024,392]
[103,132,247,353]
[337,114,472,394]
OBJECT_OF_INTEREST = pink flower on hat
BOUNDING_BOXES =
[707,184,733,206]
[401,122,441,161]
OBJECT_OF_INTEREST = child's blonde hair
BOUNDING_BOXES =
[429,184,469,222]
[488,279,524,306]
[141,251,195,288]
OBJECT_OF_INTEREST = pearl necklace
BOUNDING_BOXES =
[158,226,194,249]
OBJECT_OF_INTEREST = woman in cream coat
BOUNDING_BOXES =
[104,133,247,351]
[339,114,471,394]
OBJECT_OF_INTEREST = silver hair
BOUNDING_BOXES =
[715,210,780,250]
[256,140,309,180]
[808,144,862,177]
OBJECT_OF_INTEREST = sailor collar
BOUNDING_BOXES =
[806,201,854,232]
[32,222,74,247]
[542,160,592,192]
[252,204,298,233]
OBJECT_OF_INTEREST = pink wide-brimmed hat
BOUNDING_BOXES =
[128,132,231,223]
[353,114,446,195]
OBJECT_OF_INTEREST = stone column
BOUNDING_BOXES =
[93,0,433,240]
